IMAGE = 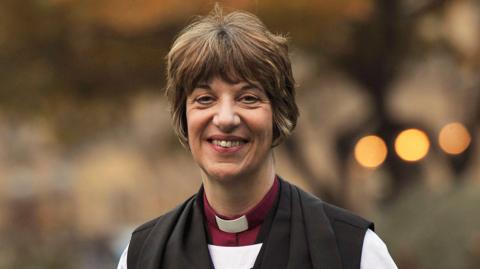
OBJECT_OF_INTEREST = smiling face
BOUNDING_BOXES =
[186,77,274,183]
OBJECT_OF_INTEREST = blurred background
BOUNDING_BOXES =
[0,0,479,268]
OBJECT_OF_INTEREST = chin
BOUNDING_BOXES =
[203,165,247,183]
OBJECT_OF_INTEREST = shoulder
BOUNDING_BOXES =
[305,194,373,249]
[320,201,374,262]
[286,180,375,267]
[126,195,197,268]
[322,202,374,231]
[290,181,373,231]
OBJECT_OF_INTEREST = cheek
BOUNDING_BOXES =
[250,109,274,139]
[186,109,210,144]
[185,108,197,143]
[186,123,197,147]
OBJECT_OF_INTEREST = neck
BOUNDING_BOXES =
[202,156,275,218]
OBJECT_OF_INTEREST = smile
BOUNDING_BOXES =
[210,139,246,148]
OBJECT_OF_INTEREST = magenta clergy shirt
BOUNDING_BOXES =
[202,177,279,246]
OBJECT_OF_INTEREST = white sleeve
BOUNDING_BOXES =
[116,244,129,269]
[360,229,398,269]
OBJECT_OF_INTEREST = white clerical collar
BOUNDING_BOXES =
[215,215,249,233]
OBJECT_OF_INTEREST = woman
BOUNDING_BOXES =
[118,5,397,269]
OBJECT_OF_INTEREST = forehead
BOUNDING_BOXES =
[180,43,270,95]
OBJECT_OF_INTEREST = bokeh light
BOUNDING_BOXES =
[354,135,388,168]
[395,128,430,162]
[438,122,471,155]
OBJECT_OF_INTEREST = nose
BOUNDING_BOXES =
[212,100,240,132]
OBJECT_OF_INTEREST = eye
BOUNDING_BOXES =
[239,94,259,104]
[195,95,215,105]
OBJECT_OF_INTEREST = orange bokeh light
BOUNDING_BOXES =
[439,122,471,155]
[354,135,388,168]
[395,129,430,162]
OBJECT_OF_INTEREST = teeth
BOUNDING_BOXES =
[212,140,243,148]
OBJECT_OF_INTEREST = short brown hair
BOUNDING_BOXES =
[165,5,298,147]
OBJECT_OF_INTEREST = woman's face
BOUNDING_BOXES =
[186,77,273,182]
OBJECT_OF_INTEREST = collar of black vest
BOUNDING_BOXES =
[129,178,372,269]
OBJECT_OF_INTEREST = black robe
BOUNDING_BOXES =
[127,178,373,269]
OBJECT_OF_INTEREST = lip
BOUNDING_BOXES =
[207,135,249,142]
[206,135,249,153]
